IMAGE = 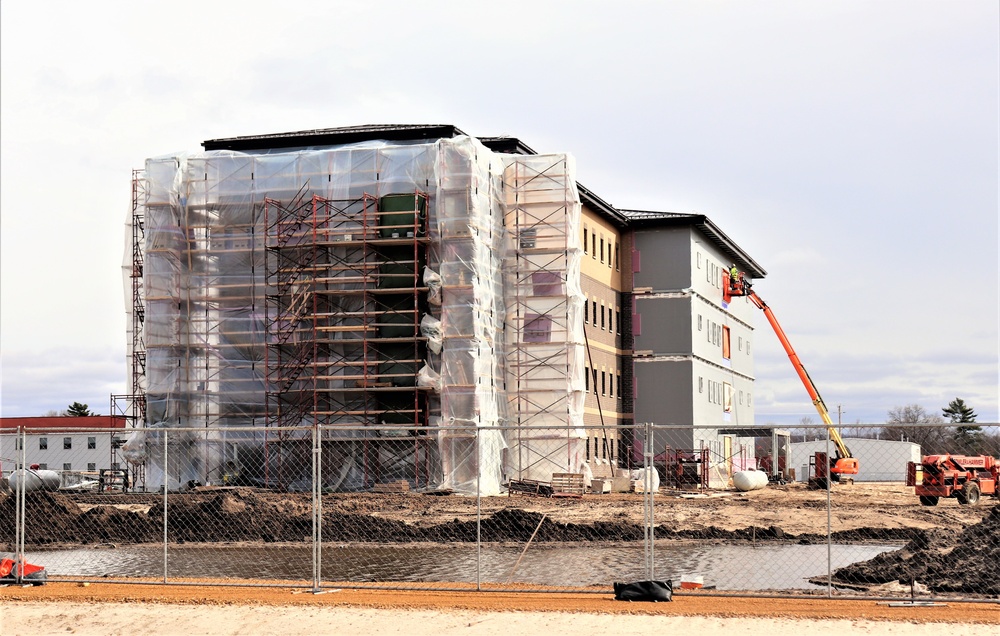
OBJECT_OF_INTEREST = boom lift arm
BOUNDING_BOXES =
[726,273,859,477]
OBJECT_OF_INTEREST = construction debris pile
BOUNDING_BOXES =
[830,503,1000,594]
[128,137,585,493]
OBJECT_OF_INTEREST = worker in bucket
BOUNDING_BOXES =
[729,264,740,287]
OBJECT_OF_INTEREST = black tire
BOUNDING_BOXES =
[919,495,939,506]
[961,483,981,506]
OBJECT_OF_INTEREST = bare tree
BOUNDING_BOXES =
[881,404,947,452]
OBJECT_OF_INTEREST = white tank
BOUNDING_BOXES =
[732,469,769,492]
[9,469,61,492]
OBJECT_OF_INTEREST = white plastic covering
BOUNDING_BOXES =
[129,136,584,494]
[501,155,586,481]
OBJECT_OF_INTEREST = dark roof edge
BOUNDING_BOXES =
[623,210,767,278]
[203,125,466,151]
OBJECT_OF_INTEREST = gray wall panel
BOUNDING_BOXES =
[633,229,690,290]
[633,297,692,354]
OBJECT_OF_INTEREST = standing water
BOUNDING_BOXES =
[21,542,898,590]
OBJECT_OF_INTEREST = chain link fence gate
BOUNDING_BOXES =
[1,422,997,601]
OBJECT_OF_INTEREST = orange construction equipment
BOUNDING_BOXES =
[726,273,859,484]
[907,454,1000,506]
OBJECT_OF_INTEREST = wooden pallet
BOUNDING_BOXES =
[551,473,585,498]
[508,479,554,498]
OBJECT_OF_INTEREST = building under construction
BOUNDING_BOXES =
[123,125,766,493]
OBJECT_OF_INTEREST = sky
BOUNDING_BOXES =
[1,1,997,426]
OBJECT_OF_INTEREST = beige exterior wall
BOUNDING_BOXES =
[580,204,629,465]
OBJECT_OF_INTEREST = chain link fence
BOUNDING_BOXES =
[2,423,997,601]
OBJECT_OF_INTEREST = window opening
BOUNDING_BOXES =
[722,325,731,359]
[39,437,47,450]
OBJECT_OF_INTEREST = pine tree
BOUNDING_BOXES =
[943,398,983,453]
[65,402,94,417]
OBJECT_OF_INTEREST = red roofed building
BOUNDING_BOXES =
[1,416,129,481]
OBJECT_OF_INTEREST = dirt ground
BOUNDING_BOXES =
[2,582,998,635]
[3,481,994,546]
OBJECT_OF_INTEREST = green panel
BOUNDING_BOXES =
[378,194,427,238]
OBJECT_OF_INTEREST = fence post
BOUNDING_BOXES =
[643,421,655,581]
[163,429,168,584]
[16,426,26,584]
[476,423,482,591]
[825,427,832,597]
[312,424,322,592]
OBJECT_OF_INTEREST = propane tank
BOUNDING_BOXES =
[732,469,769,492]
[9,468,61,493]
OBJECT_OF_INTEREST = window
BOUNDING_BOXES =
[600,304,605,330]
[698,315,702,331]
[724,383,733,413]
[64,437,72,450]
[722,326,731,359]
[610,439,615,462]
[698,377,704,393]
[87,463,96,472]
[601,371,606,395]
[87,436,97,450]
[523,314,552,343]
[584,298,589,324]
[697,252,702,268]
[747,341,751,355]
[614,242,620,270]
[585,367,590,391]
[15,438,22,450]
[593,369,598,395]
[738,336,742,351]
[586,437,591,460]
[747,393,752,406]
[739,391,744,405]
[615,310,621,335]
[609,374,614,398]
[592,234,596,258]
[595,437,600,459]
[583,227,588,254]
[592,301,597,326]
[707,321,712,343]
[600,237,605,263]
[39,437,47,450]
[617,374,622,398]
[63,463,72,471]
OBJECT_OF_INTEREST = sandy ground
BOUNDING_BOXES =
[3,583,997,635]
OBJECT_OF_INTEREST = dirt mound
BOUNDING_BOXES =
[831,505,1000,594]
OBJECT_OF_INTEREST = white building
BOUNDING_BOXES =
[0,416,128,486]
[789,438,921,482]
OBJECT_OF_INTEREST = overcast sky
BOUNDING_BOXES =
[1,1,997,426]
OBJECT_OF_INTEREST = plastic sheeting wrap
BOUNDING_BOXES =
[129,136,584,495]
[501,155,586,482]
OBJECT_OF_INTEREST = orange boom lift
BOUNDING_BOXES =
[726,271,859,484]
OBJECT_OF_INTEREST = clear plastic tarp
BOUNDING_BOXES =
[127,137,584,494]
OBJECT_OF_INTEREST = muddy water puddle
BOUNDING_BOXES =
[21,542,898,590]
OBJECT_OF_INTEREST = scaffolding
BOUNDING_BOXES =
[128,137,587,494]
[502,154,586,482]
[263,191,433,488]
